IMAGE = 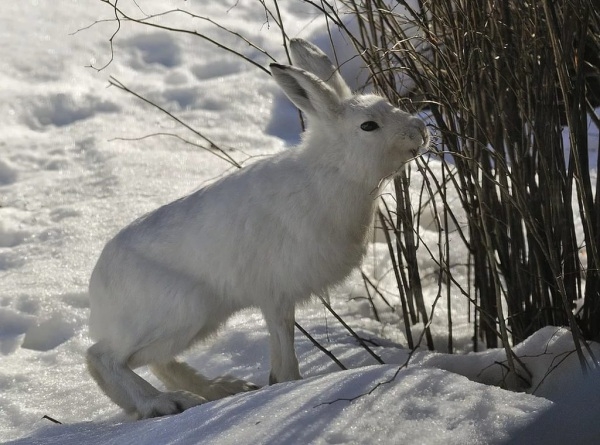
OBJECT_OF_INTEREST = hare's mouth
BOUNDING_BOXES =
[411,126,430,156]
[418,125,431,149]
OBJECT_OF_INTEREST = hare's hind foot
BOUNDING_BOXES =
[87,342,207,419]
[136,390,206,419]
[151,359,259,402]
[208,375,260,399]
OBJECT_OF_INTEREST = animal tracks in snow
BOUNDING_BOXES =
[0,308,35,355]
[121,32,182,70]
[0,218,31,249]
[116,30,264,117]
[0,159,18,186]
[20,314,76,352]
[23,92,120,130]
[0,307,78,354]
[2,89,121,360]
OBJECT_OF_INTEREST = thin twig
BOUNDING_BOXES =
[42,415,62,425]
[108,77,242,168]
[317,294,385,365]
[294,322,347,370]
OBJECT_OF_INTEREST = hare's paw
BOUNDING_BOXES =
[138,390,206,419]
[206,376,260,400]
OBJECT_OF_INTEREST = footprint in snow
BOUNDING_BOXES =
[0,159,18,186]
[0,221,31,248]
[121,31,182,70]
[0,308,35,355]
[20,314,76,352]
[49,207,82,223]
[23,92,120,130]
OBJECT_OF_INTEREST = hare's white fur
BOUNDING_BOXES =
[86,38,428,419]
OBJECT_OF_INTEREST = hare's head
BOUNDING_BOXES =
[271,39,428,187]
[335,92,428,183]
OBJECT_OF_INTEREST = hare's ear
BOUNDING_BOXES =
[289,38,352,100]
[270,64,341,118]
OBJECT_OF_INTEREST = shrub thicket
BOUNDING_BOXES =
[337,0,600,370]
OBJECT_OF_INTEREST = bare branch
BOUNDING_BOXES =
[108,76,242,168]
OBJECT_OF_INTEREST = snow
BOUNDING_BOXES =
[5,366,550,445]
[0,1,598,444]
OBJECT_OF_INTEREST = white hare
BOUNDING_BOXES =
[86,38,429,419]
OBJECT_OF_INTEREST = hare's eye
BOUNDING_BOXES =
[360,121,379,132]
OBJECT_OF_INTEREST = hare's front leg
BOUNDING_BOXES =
[262,303,301,384]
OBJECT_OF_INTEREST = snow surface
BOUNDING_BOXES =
[1,1,599,444]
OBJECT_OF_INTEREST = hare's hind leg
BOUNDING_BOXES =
[87,342,206,418]
[151,360,259,402]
